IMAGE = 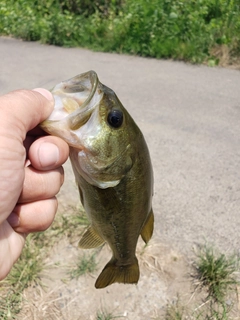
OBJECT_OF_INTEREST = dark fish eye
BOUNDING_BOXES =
[107,110,123,128]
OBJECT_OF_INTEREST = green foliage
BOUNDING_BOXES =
[59,0,124,17]
[192,245,239,319]
[69,253,97,279]
[195,245,239,303]
[0,0,239,63]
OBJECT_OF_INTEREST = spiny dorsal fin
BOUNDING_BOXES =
[79,226,105,249]
[95,257,139,289]
[141,209,154,244]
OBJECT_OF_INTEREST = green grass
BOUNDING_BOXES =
[0,0,239,64]
[165,300,185,320]
[96,308,123,320]
[69,252,98,279]
[193,245,239,319]
[194,245,239,303]
[163,245,240,320]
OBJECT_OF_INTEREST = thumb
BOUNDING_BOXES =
[0,89,54,141]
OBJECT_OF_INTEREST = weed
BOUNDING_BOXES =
[163,246,240,320]
[194,299,234,319]
[69,253,98,279]
[96,308,123,320]
[194,245,239,303]
[52,207,88,237]
[165,300,185,320]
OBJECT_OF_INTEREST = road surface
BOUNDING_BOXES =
[1,36,240,256]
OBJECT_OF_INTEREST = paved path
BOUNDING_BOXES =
[1,37,240,256]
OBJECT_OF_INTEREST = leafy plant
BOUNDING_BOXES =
[0,0,239,64]
[194,245,239,303]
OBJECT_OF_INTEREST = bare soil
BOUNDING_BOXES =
[16,161,193,320]
[17,162,240,320]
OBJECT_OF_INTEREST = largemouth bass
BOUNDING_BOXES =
[41,71,154,289]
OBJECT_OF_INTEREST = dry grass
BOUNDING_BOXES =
[209,45,240,69]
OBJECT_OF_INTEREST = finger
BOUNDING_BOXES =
[18,166,64,203]
[7,198,58,233]
[0,221,26,280]
[28,136,69,171]
[0,89,54,141]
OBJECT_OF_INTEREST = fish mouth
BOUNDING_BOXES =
[64,70,100,130]
[41,70,103,140]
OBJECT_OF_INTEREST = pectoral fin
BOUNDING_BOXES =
[95,257,139,289]
[141,209,154,244]
[79,226,105,249]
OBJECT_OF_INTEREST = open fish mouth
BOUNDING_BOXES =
[41,70,135,189]
[41,70,103,143]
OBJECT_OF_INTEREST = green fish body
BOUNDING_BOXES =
[41,71,154,288]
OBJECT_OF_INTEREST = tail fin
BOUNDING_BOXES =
[95,257,139,289]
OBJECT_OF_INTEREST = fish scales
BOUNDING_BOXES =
[41,71,154,289]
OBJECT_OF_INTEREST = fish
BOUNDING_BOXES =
[41,71,154,289]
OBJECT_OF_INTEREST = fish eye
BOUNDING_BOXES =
[107,110,123,128]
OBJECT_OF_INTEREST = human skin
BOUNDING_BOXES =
[0,89,69,280]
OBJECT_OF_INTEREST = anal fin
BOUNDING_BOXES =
[79,226,105,249]
[95,257,139,289]
[141,208,154,244]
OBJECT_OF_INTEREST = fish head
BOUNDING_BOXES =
[41,71,137,189]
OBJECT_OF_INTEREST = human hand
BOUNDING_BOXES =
[0,89,69,280]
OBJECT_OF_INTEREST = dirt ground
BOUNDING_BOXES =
[16,161,240,320]
[17,161,194,320]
